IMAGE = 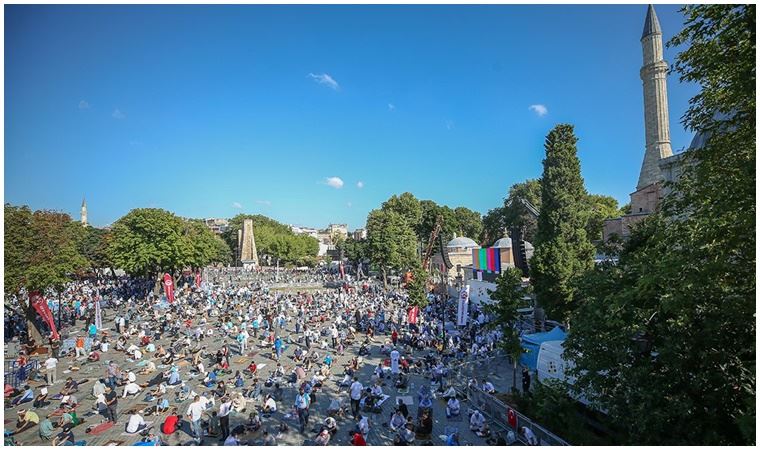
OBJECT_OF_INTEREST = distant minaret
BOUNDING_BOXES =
[81,198,88,226]
[637,4,673,190]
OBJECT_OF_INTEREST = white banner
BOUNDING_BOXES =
[94,298,102,330]
[457,285,470,326]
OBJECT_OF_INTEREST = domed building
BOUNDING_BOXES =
[430,233,480,290]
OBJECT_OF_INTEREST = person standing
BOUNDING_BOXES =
[218,396,232,441]
[104,386,118,423]
[331,325,338,349]
[44,355,58,386]
[522,368,531,394]
[294,387,310,432]
[349,377,363,420]
[186,395,205,444]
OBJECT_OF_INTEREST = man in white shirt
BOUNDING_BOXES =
[186,395,205,443]
[122,382,142,398]
[469,409,485,432]
[390,349,400,377]
[125,411,147,434]
[446,397,461,418]
[349,378,363,420]
[263,395,277,413]
[45,356,58,385]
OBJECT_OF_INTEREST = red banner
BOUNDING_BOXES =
[30,291,59,340]
[195,270,201,287]
[163,273,175,303]
[507,408,517,429]
[407,306,419,325]
[339,262,345,279]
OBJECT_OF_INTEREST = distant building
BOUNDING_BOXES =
[327,223,348,240]
[290,225,319,239]
[352,228,367,240]
[204,218,229,234]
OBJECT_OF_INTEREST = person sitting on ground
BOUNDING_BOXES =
[396,398,410,420]
[206,411,220,438]
[33,388,49,408]
[59,393,78,410]
[469,409,486,432]
[138,360,156,376]
[314,428,331,445]
[442,385,457,400]
[262,429,276,446]
[350,431,366,446]
[389,409,407,432]
[446,397,461,418]
[10,385,33,406]
[245,361,257,377]
[520,426,538,445]
[56,410,81,432]
[122,381,142,398]
[15,409,39,433]
[476,422,492,438]
[446,431,460,446]
[246,411,262,432]
[161,408,180,435]
[125,410,148,434]
[60,377,79,396]
[52,428,86,446]
[481,380,495,394]
[262,394,277,414]
[326,398,344,418]
[87,350,100,362]
[322,416,337,436]
[39,415,55,441]
[355,414,369,438]
[394,423,416,446]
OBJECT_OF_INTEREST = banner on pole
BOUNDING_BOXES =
[95,299,102,330]
[30,291,59,340]
[195,269,202,288]
[407,306,419,325]
[163,273,175,303]
[456,285,470,326]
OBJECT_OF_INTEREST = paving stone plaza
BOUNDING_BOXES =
[4,269,534,446]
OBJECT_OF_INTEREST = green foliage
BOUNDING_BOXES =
[222,214,318,265]
[405,262,429,308]
[338,237,369,263]
[366,208,418,287]
[453,207,483,241]
[480,206,506,246]
[527,379,607,445]
[107,208,190,276]
[4,205,88,293]
[585,194,619,242]
[531,125,595,322]
[503,179,542,242]
[382,192,422,228]
[566,5,755,444]
[69,225,114,271]
[484,267,527,359]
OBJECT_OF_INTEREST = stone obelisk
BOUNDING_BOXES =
[240,219,259,269]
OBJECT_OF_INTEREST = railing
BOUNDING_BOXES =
[4,359,40,389]
[445,353,570,446]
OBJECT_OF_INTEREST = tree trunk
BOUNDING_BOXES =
[382,267,388,291]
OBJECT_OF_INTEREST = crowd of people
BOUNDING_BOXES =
[4,265,538,446]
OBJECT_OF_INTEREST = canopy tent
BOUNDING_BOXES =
[519,326,567,370]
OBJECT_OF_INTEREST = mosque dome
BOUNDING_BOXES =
[446,236,479,250]
[492,237,513,248]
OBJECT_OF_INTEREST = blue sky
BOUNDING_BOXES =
[5,4,699,230]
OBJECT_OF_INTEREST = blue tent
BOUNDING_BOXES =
[519,327,567,370]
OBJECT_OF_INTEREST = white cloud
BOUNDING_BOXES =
[308,73,340,90]
[529,104,548,117]
[388,103,395,111]
[347,202,352,208]
[79,100,90,109]
[325,177,344,189]
[112,109,126,119]
[232,202,243,209]
[356,181,364,189]
[256,200,272,206]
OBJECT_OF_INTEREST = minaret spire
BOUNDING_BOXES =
[80,197,88,227]
[637,4,673,190]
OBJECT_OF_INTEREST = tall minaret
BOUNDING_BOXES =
[80,198,88,227]
[637,4,673,190]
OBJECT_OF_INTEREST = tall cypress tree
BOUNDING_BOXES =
[531,124,595,321]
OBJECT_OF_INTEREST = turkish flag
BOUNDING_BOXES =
[195,270,202,287]
[30,291,59,340]
[507,408,517,429]
[163,273,175,303]
[407,306,419,325]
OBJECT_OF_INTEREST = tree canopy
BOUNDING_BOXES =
[222,214,319,266]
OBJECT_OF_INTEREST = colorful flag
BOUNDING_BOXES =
[30,291,59,340]
[457,285,470,326]
[163,273,175,303]
[407,306,419,325]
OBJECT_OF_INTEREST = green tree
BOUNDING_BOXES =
[4,204,35,294]
[382,192,422,228]
[366,208,418,289]
[480,206,506,246]
[531,125,595,322]
[484,267,529,391]
[566,5,755,445]
[453,207,483,241]
[107,208,190,278]
[404,262,429,308]
[503,179,542,242]
[222,214,318,265]
[585,194,620,241]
